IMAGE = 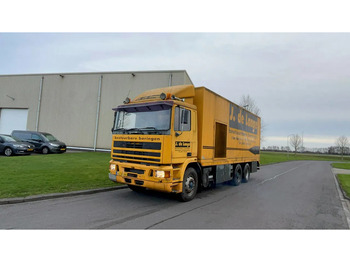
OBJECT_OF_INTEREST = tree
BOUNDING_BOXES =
[240,95,261,115]
[239,94,265,142]
[336,136,349,160]
[289,134,302,154]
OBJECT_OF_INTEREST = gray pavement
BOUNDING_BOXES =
[0,161,349,229]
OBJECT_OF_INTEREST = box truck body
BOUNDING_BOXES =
[109,85,260,201]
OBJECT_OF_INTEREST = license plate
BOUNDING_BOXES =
[60,148,66,151]
[27,149,34,151]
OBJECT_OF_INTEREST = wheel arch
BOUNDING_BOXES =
[186,162,202,184]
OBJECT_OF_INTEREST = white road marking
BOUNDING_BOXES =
[258,163,309,185]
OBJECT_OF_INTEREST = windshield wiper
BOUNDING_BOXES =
[125,128,144,134]
[142,127,170,134]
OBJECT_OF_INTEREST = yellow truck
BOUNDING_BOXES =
[109,85,261,201]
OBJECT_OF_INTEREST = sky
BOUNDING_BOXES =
[1,33,349,149]
[1,0,350,149]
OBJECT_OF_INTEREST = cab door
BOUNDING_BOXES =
[172,106,197,162]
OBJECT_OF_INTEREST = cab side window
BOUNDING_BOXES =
[174,107,191,131]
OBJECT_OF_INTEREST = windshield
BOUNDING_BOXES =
[113,107,172,135]
[42,134,58,141]
[1,135,19,142]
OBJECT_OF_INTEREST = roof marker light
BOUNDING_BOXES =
[123,97,131,104]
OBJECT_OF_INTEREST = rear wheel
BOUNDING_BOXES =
[242,163,251,183]
[230,164,242,186]
[4,147,13,157]
[179,167,198,202]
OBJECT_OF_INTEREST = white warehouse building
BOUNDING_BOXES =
[0,70,193,150]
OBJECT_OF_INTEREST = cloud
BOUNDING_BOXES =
[1,33,350,148]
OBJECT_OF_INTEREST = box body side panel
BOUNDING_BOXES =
[194,87,260,167]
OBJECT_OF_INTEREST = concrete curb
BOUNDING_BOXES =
[331,168,350,229]
[0,185,128,205]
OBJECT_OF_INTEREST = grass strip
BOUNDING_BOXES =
[0,152,118,199]
[260,151,350,165]
[337,174,350,198]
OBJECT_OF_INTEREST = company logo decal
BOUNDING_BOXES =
[229,103,258,134]
[175,141,191,148]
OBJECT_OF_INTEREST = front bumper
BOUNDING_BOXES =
[110,172,180,193]
[109,173,117,182]
[13,147,34,155]
[49,146,66,153]
[109,161,182,193]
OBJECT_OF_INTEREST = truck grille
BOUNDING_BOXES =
[113,141,161,164]
[114,141,161,150]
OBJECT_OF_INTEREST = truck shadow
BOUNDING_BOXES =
[122,182,240,203]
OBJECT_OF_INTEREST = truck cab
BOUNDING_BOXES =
[109,85,199,201]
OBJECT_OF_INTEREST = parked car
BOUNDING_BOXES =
[11,130,67,154]
[0,134,35,156]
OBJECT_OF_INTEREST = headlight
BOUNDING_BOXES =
[110,164,116,172]
[155,170,165,178]
[49,143,59,147]
[14,144,26,148]
[155,170,170,178]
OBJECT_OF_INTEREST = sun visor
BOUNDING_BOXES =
[113,101,174,112]
[133,85,195,102]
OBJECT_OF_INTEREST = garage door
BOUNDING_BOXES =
[0,109,29,135]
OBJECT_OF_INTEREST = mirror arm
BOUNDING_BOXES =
[175,131,183,137]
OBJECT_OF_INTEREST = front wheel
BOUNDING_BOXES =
[4,147,13,157]
[179,167,198,202]
[42,147,49,154]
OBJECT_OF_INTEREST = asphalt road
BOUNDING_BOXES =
[0,161,348,229]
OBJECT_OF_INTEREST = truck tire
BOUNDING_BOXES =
[230,164,242,186]
[242,163,250,183]
[179,167,198,202]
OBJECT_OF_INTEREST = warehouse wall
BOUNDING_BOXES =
[0,70,193,149]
